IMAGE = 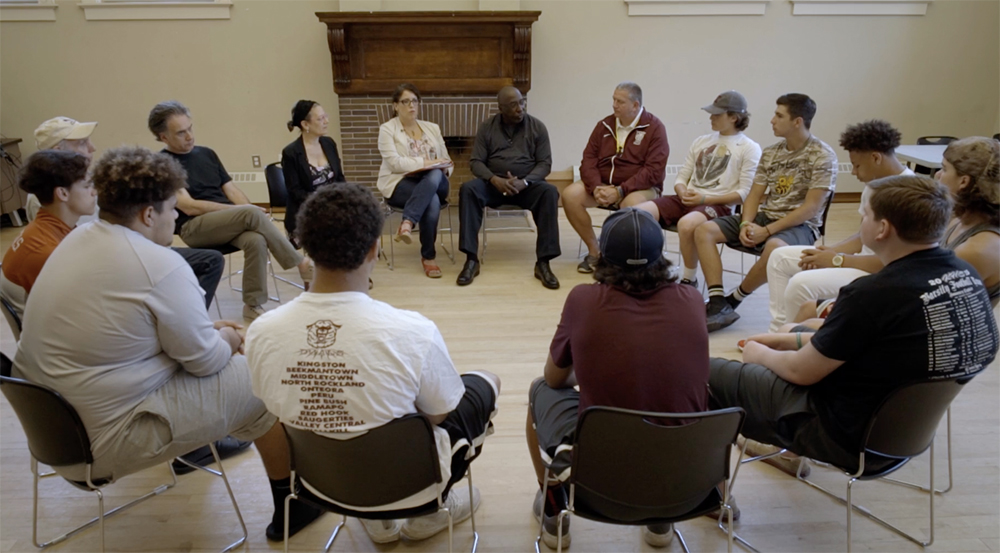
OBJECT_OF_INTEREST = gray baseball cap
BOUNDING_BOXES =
[702,91,748,115]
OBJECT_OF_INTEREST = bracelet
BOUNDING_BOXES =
[765,226,772,237]
[795,332,803,350]
[739,221,751,229]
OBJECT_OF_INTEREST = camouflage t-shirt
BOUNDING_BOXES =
[755,136,837,236]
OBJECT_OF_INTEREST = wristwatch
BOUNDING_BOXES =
[832,254,845,268]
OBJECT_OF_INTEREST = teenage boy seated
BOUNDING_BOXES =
[12,146,323,542]
[694,93,837,332]
[525,208,709,549]
[246,183,500,545]
[710,175,998,475]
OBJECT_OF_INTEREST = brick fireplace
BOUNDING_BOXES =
[316,10,540,202]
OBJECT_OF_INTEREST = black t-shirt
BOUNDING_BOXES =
[162,146,232,233]
[810,247,999,451]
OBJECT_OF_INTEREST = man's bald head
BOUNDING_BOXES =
[497,86,525,125]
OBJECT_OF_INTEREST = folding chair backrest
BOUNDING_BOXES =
[916,136,958,146]
[265,163,288,210]
[817,191,835,241]
[1,296,21,341]
[571,406,744,521]
[864,377,969,459]
[0,353,94,467]
[284,414,442,508]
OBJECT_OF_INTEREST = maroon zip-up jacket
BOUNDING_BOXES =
[579,109,669,196]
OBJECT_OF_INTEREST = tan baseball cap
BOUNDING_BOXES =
[34,117,98,150]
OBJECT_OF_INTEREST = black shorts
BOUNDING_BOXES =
[528,377,580,482]
[439,373,499,493]
[713,213,817,253]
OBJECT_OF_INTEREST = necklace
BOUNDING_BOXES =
[403,124,422,140]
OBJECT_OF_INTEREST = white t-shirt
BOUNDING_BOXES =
[245,291,465,510]
[13,220,231,459]
[675,132,762,202]
[857,167,915,255]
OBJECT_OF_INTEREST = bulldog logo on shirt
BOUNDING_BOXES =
[307,320,341,349]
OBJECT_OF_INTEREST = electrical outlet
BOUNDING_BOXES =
[251,155,261,168]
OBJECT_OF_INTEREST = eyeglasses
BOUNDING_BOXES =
[503,99,527,109]
[398,99,420,107]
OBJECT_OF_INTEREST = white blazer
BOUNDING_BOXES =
[376,118,453,199]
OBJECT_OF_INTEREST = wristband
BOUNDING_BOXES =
[616,186,624,200]
[765,226,772,237]
[739,221,751,229]
[795,332,803,350]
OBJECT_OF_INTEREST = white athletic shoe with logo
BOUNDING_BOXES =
[400,486,480,541]
[360,518,401,544]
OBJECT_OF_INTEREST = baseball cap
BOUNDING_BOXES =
[34,117,98,150]
[702,91,748,115]
[599,208,664,269]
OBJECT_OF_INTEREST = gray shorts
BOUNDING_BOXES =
[61,356,276,482]
[713,213,817,253]
[528,377,580,482]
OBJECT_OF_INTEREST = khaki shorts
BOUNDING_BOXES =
[59,356,276,482]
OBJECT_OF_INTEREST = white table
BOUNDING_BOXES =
[896,145,946,169]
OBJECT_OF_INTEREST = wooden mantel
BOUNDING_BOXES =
[315,11,541,96]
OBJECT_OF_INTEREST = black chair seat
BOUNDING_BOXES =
[572,486,722,526]
[201,244,240,256]
[295,485,442,521]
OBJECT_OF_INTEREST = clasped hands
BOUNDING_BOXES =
[215,320,245,355]
[490,171,528,197]
[738,223,770,248]
[593,185,622,207]
[798,245,838,270]
[675,185,705,208]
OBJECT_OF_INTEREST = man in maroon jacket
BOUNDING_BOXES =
[563,82,670,274]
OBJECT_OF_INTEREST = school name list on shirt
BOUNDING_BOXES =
[281,361,367,432]
[921,269,998,376]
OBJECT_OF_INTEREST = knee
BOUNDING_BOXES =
[241,233,267,253]
[760,238,788,260]
[561,181,586,206]
[694,221,719,244]
[460,180,481,199]
[676,213,706,236]
[477,370,502,395]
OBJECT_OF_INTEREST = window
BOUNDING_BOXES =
[0,0,57,22]
[77,0,232,21]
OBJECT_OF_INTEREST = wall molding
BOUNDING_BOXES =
[0,2,57,22]
[625,0,770,16]
[790,0,931,16]
[77,1,231,21]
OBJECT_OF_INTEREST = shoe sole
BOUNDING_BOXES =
[400,500,478,541]
[363,522,401,544]
[576,266,594,274]
[534,507,571,549]
[395,234,412,244]
[707,311,741,332]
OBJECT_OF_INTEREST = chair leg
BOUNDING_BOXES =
[31,458,178,549]
[555,511,569,553]
[96,487,105,553]
[884,407,952,494]
[534,477,550,553]
[466,464,479,553]
[322,515,347,553]
[209,442,249,553]
[283,491,294,553]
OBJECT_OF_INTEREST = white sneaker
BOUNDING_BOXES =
[642,523,674,547]
[360,518,400,544]
[400,486,480,541]
[242,304,266,321]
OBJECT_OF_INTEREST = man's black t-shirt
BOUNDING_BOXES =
[810,247,998,452]
[162,146,232,233]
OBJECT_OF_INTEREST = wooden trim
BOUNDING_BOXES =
[832,192,861,203]
[315,10,542,24]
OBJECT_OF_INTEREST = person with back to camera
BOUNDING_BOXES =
[281,100,346,247]
[376,83,454,278]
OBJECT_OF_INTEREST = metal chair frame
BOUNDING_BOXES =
[536,406,745,553]
[0,356,247,553]
[382,201,456,270]
[481,205,535,263]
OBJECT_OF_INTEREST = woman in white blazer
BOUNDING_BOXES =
[377,83,453,278]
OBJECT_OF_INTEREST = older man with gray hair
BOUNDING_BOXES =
[25,117,99,222]
[563,82,670,274]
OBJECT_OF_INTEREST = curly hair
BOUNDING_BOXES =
[18,150,89,205]
[731,111,750,132]
[776,93,817,129]
[148,100,190,139]
[592,255,676,294]
[296,183,384,271]
[868,175,953,244]
[839,120,902,154]
[92,146,188,221]
[943,137,1000,226]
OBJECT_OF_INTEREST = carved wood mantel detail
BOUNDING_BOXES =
[315,11,541,96]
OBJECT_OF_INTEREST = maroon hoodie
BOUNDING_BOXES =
[579,109,669,195]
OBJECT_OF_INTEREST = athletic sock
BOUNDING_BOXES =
[728,285,752,308]
[267,477,323,541]
[708,285,725,298]
[682,266,698,282]
[542,484,568,517]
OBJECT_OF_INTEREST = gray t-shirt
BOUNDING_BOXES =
[756,136,838,236]
[13,220,231,459]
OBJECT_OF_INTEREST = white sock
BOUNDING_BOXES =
[682,266,698,281]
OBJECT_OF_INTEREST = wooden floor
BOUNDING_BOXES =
[1,204,997,553]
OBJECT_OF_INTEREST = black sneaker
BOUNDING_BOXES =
[577,255,598,274]
[680,278,699,289]
[706,303,741,332]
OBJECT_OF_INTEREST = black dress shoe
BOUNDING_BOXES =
[534,261,560,290]
[172,436,252,475]
[456,259,480,286]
